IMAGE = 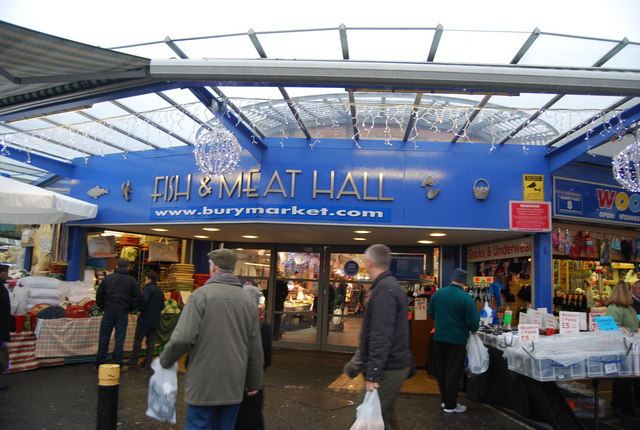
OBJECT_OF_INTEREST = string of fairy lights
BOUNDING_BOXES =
[0,97,633,178]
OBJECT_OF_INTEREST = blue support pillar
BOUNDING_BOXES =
[441,245,462,285]
[533,232,552,310]
[192,240,213,275]
[67,226,85,281]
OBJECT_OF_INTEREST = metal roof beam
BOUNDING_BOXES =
[189,86,265,163]
[547,102,640,171]
[150,59,640,97]
[427,24,443,62]
[109,100,193,146]
[402,93,422,142]
[339,24,349,60]
[155,92,213,132]
[247,30,312,139]
[164,36,266,139]
[348,90,359,144]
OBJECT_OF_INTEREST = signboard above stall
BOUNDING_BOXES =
[467,237,533,263]
[554,177,640,227]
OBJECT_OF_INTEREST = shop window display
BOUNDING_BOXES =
[274,251,319,344]
[552,225,640,314]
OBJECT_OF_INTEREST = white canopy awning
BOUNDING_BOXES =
[0,176,97,224]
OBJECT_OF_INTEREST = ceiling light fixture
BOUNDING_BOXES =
[151,228,169,232]
[202,227,220,232]
[353,237,367,241]
[242,235,259,239]
[354,230,371,234]
[417,240,435,244]
[429,233,446,237]
[194,235,209,239]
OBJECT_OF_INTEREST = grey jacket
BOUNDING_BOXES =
[359,271,412,383]
[159,273,264,406]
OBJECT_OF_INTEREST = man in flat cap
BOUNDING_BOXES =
[95,258,140,369]
[428,268,479,414]
[160,248,263,430]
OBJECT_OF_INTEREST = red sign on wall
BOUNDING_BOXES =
[509,201,551,232]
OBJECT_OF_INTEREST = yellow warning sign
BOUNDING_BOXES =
[523,174,544,201]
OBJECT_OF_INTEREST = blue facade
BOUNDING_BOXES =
[70,140,550,230]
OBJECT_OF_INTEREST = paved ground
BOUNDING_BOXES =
[0,348,638,429]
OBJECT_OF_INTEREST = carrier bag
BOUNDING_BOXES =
[465,333,489,375]
[146,358,178,424]
[349,389,384,430]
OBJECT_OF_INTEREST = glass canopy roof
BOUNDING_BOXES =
[1,26,639,183]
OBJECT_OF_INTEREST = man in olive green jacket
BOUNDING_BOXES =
[160,249,263,429]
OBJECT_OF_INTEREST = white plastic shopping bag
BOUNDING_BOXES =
[349,389,384,430]
[146,358,178,424]
[466,332,489,375]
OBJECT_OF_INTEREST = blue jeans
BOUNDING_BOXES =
[95,312,129,366]
[185,404,240,430]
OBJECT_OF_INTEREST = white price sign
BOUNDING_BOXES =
[518,324,540,342]
[589,312,604,331]
[559,311,580,335]
[414,298,427,321]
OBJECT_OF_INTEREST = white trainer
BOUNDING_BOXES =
[443,403,467,413]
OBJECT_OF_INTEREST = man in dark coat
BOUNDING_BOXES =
[0,265,10,389]
[95,258,140,368]
[125,271,164,369]
[358,244,413,430]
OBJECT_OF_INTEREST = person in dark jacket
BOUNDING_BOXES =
[428,268,479,414]
[358,244,412,430]
[0,265,11,389]
[95,258,140,368]
[236,284,272,430]
[124,271,164,370]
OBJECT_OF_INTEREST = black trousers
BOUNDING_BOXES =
[128,323,157,368]
[433,340,466,409]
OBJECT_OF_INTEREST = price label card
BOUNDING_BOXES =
[504,310,513,326]
[594,316,620,331]
[589,312,604,331]
[527,309,542,326]
[544,314,558,329]
[519,312,527,325]
[559,311,580,335]
[414,298,427,320]
[604,363,618,375]
[518,324,540,342]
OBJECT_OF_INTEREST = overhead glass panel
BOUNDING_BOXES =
[113,42,175,59]
[347,29,435,62]
[533,95,625,138]
[602,44,640,69]
[434,30,532,64]
[0,124,87,160]
[519,34,619,67]
[171,34,257,59]
[218,86,285,101]
[253,29,343,60]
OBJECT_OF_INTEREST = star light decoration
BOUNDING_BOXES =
[193,126,241,177]
[612,137,640,192]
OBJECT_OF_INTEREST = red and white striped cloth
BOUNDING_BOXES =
[6,332,64,373]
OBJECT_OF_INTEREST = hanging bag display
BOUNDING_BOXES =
[465,333,489,375]
[349,389,384,430]
[148,239,180,262]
